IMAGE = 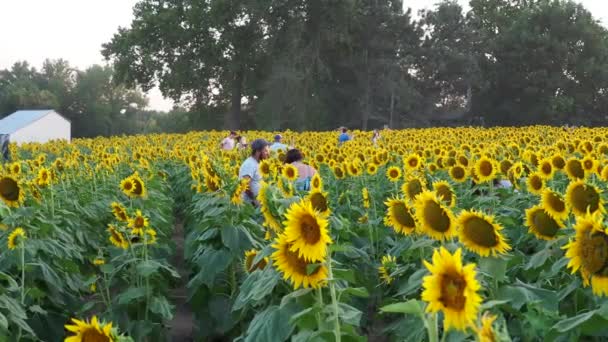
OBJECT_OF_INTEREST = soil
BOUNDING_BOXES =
[168,221,194,341]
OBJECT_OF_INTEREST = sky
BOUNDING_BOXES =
[1,0,607,112]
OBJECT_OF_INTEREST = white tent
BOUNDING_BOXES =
[0,109,71,145]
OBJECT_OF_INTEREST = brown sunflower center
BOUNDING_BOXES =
[531,209,560,238]
[407,180,423,199]
[286,168,295,178]
[81,327,111,342]
[584,160,594,170]
[479,160,493,177]
[389,169,399,178]
[408,158,418,168]
[451,167,465,180]
[580,232,608,275]
[553,156,565,169]
[261,163,270,174]
[300,215,321,244]
[529,175,543,191]
[132,179,143,195]
[567,160,585,179]
[284,244,320,275]
[462,217,498,247]
[310,193,328,213]
[312,178,320,188]
[440,271,467,310]
[571,185,599,214]
[423,200,451,232]
[135,216,144,228]
[246,253,268,273]
[541,162,552,175]
[0,177,20,201]
[546,193,565,213]
[436,186,453,205]
[392,202,415,228]
[123,181,133,191]
[334,167,344,178]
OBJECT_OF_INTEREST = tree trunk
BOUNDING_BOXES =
[389,87,395,129]
[361,49,370,130]
[225,69,243,130]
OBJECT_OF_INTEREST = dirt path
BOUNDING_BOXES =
[169,221,194,341]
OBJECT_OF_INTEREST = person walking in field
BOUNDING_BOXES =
[338,127,352,146]
[270,134,288,153]
[220,131,237,151]
[372,129,381,146]
[284,148,317,191]
[238,139,270,206]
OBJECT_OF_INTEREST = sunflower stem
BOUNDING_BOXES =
[327,254,341,342]
[17,240,25,340]
[425,313,439,342]
[316,288,323,330]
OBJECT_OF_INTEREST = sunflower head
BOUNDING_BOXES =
[525,205,564,240]
[476,312,498,342]
[564,213,608,296]
[541,188,569,221]
[244,249,268,273]
[271,234,328,289]
[8,227,26,250]
[108,224,128,250]
[386,166,402,182]
[433,181,456,207]
[0,176,24,208]
[310,173,323,191]
[332,165,345,179]
[551,154,566,170]
[565,158,586,180]
[474,157,497,183]
[282,164,299,181]
[367,163,378,175]
[457,210,511,257]
[259,160,272,178]
[421,247,481,331]
[64,315,114,342]
[402,177,426,202]
[449,165,467,183]
[566,180,604,217]
[405,154,422,170]
[283,200,332,262]
[526,172,545,195]
[384,197,417,235]
[308,190,331,216]
[110,202,129,222]
[413,190,456,241]
[538,158,554,179]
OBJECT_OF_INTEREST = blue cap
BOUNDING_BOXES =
[274,134,282,141]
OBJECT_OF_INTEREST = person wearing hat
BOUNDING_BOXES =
[270,134,288,153]
[238,139,270,206]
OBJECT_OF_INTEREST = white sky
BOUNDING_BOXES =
[0,0,607,112]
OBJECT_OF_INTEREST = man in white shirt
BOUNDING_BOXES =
[270,134,288,153]
[220,131,237,151]
[239,139,270,206]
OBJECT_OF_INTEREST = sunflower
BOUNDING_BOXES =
[283,200,332,262]
[110,202,129,222]
[551,154,566,170]
[601,165,608,182]
[308,190,331,216]
[9,162,21,176]
[456,210,511,257]
[244,249,268,273]
[433,181,456,207]
[0,175,24,208]
[271,234,328,289]
[129,172,147,198]
[449,165,467,183]
[258,183,282,233]
[526,172,545,195]
[541,188,569,221]
[282,164,299,181]
[476,313,498,342]
[564,213,608,296]
[566,180,604,217]
[120,177,135,196]
[231,178,249,206]
[144,229,157,245]
[582,156,598,176]
[128,210,149,235]
[379,255,397,285]
[474,157,497,183]
[537,158,554,179]
[362,187,370,209]
[405,154,422,171]
[108,224,128,249]
[310,173,323,191]
[384,197,417,235]
[565,158,585,180]
[93,258,105,266]
[414,191,456,241]
[421,247,482,332]
[8,227,26,250]
[401,177,426,202]
[367,163,378,175]
[36,167,51,187]
[64,315,114,342]
[332,165,346,179]
[525,205,564,240]
[386,166,402,182]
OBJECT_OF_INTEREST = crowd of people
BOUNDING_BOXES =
[221,127,387,206]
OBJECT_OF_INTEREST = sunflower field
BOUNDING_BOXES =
[2,126,608,341]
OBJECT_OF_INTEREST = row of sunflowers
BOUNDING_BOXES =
[1,126,608,341]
